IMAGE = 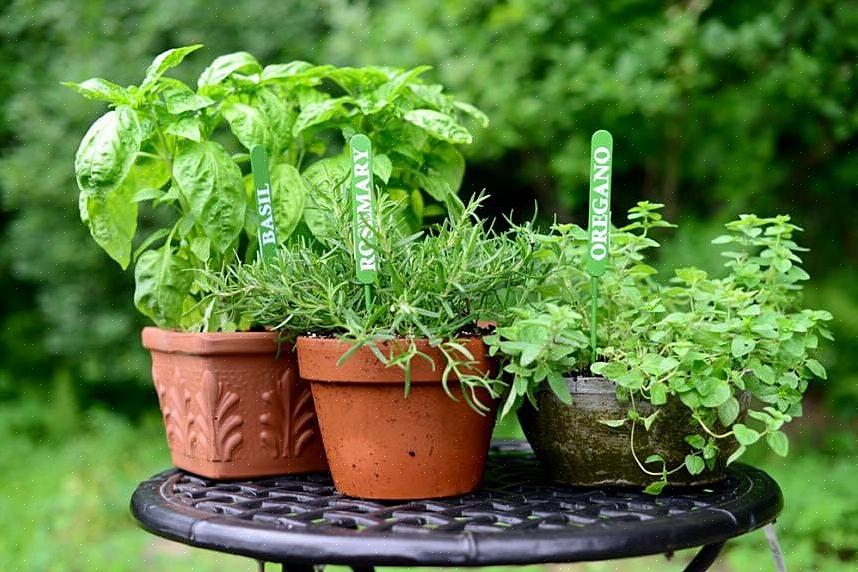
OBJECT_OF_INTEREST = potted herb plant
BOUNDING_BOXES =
[488,202,833,493]
[209,192,537,499]
[65,45,486,478]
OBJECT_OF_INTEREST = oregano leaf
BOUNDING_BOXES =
[718,396,741,427]
[731,335,756,358]
[732,424,761,446]
[643,480,667,495]
[684,455,705,475]
[726,445,747,466]
[766,430,789,457]
[547,371,572,404]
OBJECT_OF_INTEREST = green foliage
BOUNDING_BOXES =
[330,1,858,236]
[206,193,538,409]
[326,0,858,420]
[0,404,254,571]
[65,44,484,330]
[490,203,833,486]
[727,433,858,572]
[0,2,854,567]
[2,0,857,411]
[485,303,588,417]
[0,0,336,389]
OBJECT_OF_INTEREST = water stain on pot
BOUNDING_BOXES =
[519,376,750,487]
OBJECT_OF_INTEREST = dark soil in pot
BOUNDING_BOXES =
[142,327,327,479]
[297,336,498,500]
[518,376,749,487]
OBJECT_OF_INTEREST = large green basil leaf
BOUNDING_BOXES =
[403,109,472,145]
[197,51,261,90]
[79,183,137,269]
[164,116,203,142]
[425,144,465,194]
[373,154,393,184]
[125,154,171,193]
[78,156,170,268]
[261,61,313,82]
[221,101,272,151]
[160,80,215,114]
[292,97,352,136]
[289,65,337,88]
[326,67,388,95]
[453,100,489,128]
[270,163,307,241]
[61,78,130,104]
[242,175,259,236]
[256,88,296,152]
[401,169,452,201]
[408,84,449,111]
[134,245,193,327]
[368,65,432,112]
[173,141,245,251]
[302,156,350,242]
[141,44,203,89]
[74,106,143,197]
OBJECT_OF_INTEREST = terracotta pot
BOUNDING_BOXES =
[142,327,327,479]
[297,336,498,500]
[518,376,750,487]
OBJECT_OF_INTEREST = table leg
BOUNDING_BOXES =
[764,523,788,572]
[682,542,725,572]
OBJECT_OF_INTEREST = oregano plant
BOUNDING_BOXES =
[488,203,833,492]
[65,45,486,331]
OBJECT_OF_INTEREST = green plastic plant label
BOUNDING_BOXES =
[586,130,613,277]
[351,134,377,284]
[251,145,277,261]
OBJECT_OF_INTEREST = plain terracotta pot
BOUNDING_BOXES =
[297,336,498,500]
[142,327,327,479]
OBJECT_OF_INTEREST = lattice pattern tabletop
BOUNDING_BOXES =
[131,441,782,570]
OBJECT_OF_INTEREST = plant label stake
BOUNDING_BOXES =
[251,145,277,261]
[350,134,376,310]
[586,130,613,362]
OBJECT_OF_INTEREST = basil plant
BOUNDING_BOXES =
[65,45,486,331]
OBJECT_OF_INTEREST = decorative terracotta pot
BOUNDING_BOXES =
[518,376,749,487]
[142,327,327,479]
[296,336,498,500]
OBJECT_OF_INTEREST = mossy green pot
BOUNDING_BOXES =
[518,376,749,487]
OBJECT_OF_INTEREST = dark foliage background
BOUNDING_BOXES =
[0,1,855,570]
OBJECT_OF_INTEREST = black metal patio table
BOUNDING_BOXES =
[130,441,784,571]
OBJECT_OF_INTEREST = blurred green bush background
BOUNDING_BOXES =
[0,1,855,570]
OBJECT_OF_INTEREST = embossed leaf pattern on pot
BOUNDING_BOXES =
[155,364,191,453]
[260,366,318,458]
[292,384,316,457]
[191,370,244,462]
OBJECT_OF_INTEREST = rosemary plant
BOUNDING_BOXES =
[206,192,542,411]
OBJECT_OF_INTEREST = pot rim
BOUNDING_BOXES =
[141,326,290,356]
[296,335,495,383]
[562,375,615,395]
